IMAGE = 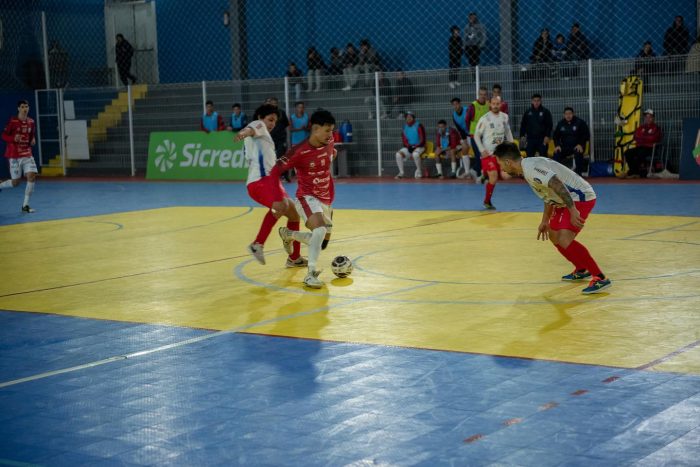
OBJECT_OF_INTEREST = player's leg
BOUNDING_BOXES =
[434,149,444,178]
[302,212,328,288]
[412,147,425,179]
[395,148,409,179]
[483,169,498,209]
[22,157,37,212]
[273,198,306,267]
[1,159,22,190]
[447,148,458,178]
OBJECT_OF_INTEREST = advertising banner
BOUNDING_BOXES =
[146,131,247,180]
[680,118,700,180]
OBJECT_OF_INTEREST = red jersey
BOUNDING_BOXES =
[633,123,662,148]
[276,139,336,205]
[2,116,36,158]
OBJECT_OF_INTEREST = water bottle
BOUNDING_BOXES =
[340,120,353,143]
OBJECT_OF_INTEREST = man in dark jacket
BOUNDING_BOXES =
[553,107,590,175]
[265,97,292,181]
[115,34,137,86]
[663,15,690,56]
[568,23,590,60]
[519,94,553,158]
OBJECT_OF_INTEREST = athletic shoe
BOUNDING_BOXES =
[582,276,612,294]
[303,270,324,288]
[286,256,308,268]
[247,242,265,265]
[561,269,592,281]
[21,205,35,213]
[483,202,496,210]
[449,172,457,179]
[469,169,479,180]
[278,227,293,254]
[394,173,404,180]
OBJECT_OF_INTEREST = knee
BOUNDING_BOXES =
[11,179,20,187]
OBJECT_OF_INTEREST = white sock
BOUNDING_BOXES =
[0,180,14,189]
[451,161,457,173]
[307,226,327,272]
[436,162,443,175]
[23,181,35,206]
[462,156,471,173]
[412,152,422,173]
[290,230,312,245]
[395,153,404,175]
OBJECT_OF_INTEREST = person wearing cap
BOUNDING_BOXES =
[395,111,426,179]
[553,107,590,175]
[623,109,663,178]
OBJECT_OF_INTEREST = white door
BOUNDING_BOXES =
[105,1,159,86]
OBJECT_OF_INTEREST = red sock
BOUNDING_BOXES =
[555,244,585,270]
[484,182,495,203]
[561,241,602,276]
[287,220,301,259]
[254,210,278,245]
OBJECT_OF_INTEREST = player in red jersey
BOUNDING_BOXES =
[1,100,38,212]
[275,109,337,288]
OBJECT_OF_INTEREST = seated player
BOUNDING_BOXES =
[235,104,305,267]
[494,141,611,294]
[395,111,425,179]
[433,119,461,179]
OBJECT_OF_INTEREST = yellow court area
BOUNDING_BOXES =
[1,207,699,374]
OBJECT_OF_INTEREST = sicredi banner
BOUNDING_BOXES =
[146,131,247,180]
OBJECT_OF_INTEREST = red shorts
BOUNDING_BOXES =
[481,155,500,173]
[549,199,596,233]
[247,176,288,209]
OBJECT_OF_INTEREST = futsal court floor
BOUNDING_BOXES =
[0,177,698,466]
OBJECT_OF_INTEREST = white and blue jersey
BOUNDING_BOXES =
[521,157,596,207]
[243,120,276,186]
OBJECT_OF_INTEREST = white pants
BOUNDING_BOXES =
[307,69,322,91]
[294,195,334,233]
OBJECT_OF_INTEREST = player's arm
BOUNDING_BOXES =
[504,115,514,142]
[537,203,555,241]
[2,121,16,143]
[548,175,584,228]
[473,121,487,155]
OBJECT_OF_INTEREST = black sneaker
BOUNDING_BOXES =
[21,205,35,213]
[483,202,496,210]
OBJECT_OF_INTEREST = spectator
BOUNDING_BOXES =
[519,93,553,157]
[392,71,415,118]
[464,12,486,67]
[551,34,568,62]
[364,71,392,119]
[492,84,509,114]
[634,41,659,88]
[448,25,463,89]
[450,97,473,172]
[395,111,426,179]
[115,33,137,86]
[265,97,290,179]
[433,119,461,179]
[328,47,344,76]
[358,39,381,85]
[228,103,248,131]
[306,47,325,92]
[531,29,553,64]
[687,36,700,73]
[286,62,303,101]
[568,23,590,60]
[624,109,663,178]
[289,101,310,147]
[663,15,690,56]
[341,43,360,91]
[200,100,225,132]
[553,107,590,175]
[48,40,69,88]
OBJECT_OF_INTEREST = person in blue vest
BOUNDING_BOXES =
[200,100,225,133]
[395,111,426,179]
[450,97,476,179]
[228,103,248,132]
[289,101,310,147]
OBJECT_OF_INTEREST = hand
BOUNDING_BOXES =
[537,221,549,241]
[31,138,36,146]
[544,137,550,145]
[481,149,491,158]
[554,146,561,153]
[575,144,583,153]
[408,145,415,152]
[569,207,584,229]
[14,134,21,142]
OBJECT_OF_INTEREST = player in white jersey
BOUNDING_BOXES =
[473,96,513,209]
[234,104,305,267]
[494,142,611,294]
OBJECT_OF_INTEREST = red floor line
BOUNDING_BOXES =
[635,339,700,371]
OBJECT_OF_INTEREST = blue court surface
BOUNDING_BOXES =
[1,178,699,466]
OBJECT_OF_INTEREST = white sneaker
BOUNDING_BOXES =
[303,270,324,288]
[394,173,404,180]
[278,227,293,254]
[247,242,265,265]
[469,169,478,181]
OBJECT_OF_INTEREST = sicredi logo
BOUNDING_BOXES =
[155,139,247,171]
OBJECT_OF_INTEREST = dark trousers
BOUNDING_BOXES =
[465,46,481,66]
[554,147,587,175]
[525,138,548,158]
[625,146,653,177]
[118,62,137,86]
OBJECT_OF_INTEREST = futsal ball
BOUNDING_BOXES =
[331,256,353,278]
